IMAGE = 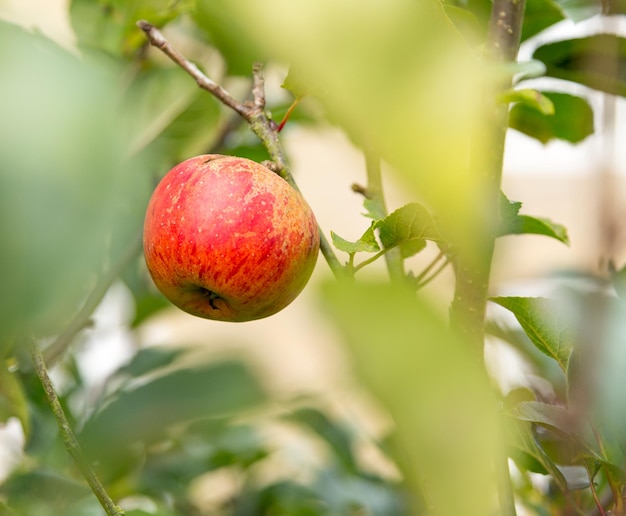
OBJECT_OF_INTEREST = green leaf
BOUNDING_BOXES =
[331,225,380,255]
[0,365,29,437]
[500,88,554,115]
[0,21,140,339]
[515,215,569,244]
[499,193,569,244]
[362,198,387,220]
[322,280,500,515]
[552,0,602,21]
[503,392,571,490]
[70,0,190,56]
[610,261,626,301]
[287,407,358,473]
[281,66,316,99]
[0,470,91,515]
[80,359,267,468]
[124,67,201,157]
[533,35,626,97]
[113,347,185,381]
[442,4,484,45]
[375,203,440,258]
[192,0,265,75]
[509,401,605,462]
[491,297,574,373]
[509,91,594,144]
[521,0,564,41]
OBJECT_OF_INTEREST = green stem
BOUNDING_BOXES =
[415,257,450,290]
[414,250,445,285]
[246,65,345,280]
[448,0,526,514]
[353,249,388,274]
[363,151,405,284]
[29,339,124,516]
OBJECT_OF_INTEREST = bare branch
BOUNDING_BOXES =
[137,20,346,280]
[137,20,252,120]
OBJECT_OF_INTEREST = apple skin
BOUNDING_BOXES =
[143,154,320,322]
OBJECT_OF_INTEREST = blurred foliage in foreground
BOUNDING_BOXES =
[2,0,626,514]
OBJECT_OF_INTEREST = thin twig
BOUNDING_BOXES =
[29,339,124,516]
[413,250,445,285]
[137,20,251,119]
[415,255,450,290]
[363,151,405,284]
[137,20,345,280]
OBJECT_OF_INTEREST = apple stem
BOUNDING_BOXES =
[29,338,125,516]
[137,20,346,280]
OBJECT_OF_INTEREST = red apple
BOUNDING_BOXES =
[143,155,320,322]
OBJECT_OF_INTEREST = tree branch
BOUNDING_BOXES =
[137,20,251,119]
[448,1,526,515]
[30,339,124,516]
[449,0,526,353]
[137,20,345,279]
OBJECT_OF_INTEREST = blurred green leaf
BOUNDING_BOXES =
[0,470,91,516]
[213,0,491,253]
[0,365,29,437]
[144,86,222,164]
[552,0,602,21]
[514,215,570,244]
[0,21,141,339]
[208,424,268,469]
[533,35,626,97]
[501,89,555,115]
[125,66,202,157]
[287,407,358,473]
[499,194,569,244]
[240,481,327,515]
[282,66,316,99]
[521,0,564,41]
[442,4,484,44]
[363,198,387,220]
[313,470,407,515]
[192,0,264,75]
[322,280,500,516]
[131,294,172,327]
[509,91,594,144]
[510,60,548,81]
[113,347,185,381]
[510,402,588,444]
[80,359,267,466]
[505,412,569,490]
[331,225,380,255]
[491,297,574,373]
[375,203,441,258]
[486,321,567,394]
[70,0,191,55]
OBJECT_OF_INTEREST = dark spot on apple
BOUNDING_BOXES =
[198,287,221,310]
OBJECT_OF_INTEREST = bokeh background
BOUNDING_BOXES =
[2,1,626,515]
